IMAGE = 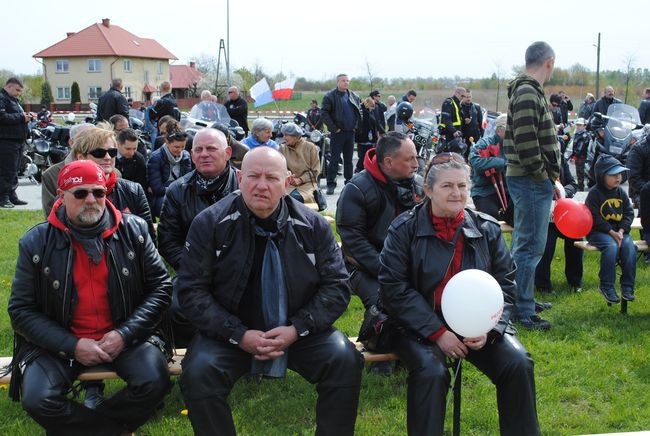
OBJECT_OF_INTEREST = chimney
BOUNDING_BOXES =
[66,32,76,38]
[101,18,110,28]
[189,61,196,70]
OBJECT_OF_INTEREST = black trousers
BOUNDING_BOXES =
[0,139,22,199]
[180,328,363,436]
[395,332,539,436]
[349,268,379,310]
[535,222,584,289]
[21,341,172,436]
[327,131,355,188]
[355,142,373,173]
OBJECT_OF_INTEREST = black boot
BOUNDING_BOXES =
[0,197,15,208]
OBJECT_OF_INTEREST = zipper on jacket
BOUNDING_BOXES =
[108,247,128,319]
[61,246,73,324]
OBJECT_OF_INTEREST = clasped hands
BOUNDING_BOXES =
[74,330,125,366]
[240,326,298,361]
[436,330,487,359]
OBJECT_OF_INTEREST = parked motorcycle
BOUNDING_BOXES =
[399,108,439,175]
[585,103,644,186]
[24,126,69,182]
[292,112,331,182]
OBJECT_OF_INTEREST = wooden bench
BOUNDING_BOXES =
[573,239,646,315]
[500,217,643,234]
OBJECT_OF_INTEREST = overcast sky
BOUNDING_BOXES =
[2,0,648,84]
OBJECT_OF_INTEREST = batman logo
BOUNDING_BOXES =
[599,198,623,222]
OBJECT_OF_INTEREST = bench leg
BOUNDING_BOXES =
[452,361,462,436]
[621,299,628,315]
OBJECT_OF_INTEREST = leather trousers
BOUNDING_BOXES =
[180,328,363,436]
[395,333,539,436]
[21,341,172,436]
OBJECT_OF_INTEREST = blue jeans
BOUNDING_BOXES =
[507,176,553,318]
[327,130,355,188]
[587,231,637,294]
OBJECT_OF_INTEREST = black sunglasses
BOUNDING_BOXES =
[87,148,118,158]
[69,188,107,199]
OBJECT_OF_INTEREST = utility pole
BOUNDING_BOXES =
[215,39,229,98]
[594,33,601,99]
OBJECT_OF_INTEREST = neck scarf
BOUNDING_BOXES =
[163,144,183,179]
[58,206,112,264]
[195,166,234,204]
[105,171,118,195]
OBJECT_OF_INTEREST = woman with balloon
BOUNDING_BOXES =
[378,152,539,436]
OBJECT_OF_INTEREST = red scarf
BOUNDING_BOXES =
[105,171,118,195]
[428,208,464,342]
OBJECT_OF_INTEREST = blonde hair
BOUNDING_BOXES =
[71,125,117,156]
[363,97,375,108]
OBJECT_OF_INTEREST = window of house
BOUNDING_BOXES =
[56,60,69,73]
[88,86,102,100]
[88,59,102,72]
[156,61,163,75]
[56,87,71,100]
[144,70,150,83]
[123,59,132,72]
[124,86,132,99]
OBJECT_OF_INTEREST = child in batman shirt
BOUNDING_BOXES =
[585,154,636,304]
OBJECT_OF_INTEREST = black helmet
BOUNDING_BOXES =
[396,102,414,122]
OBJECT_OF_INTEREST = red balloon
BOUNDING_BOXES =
[554,199,593,239]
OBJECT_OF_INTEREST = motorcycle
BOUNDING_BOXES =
[401,109,440,175]
[24,126,70,182]
[585,103,644,186]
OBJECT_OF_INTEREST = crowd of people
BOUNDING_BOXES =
[2,37,650,435]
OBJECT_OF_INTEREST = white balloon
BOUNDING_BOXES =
[441,269,504,338]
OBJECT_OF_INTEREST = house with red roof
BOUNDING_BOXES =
[170,62,203,99]
[33,18,177,104]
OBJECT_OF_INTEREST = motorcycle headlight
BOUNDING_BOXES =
[310,130,322,143]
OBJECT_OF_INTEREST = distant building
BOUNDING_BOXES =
[33,18,177,104]
[170,62,203,99]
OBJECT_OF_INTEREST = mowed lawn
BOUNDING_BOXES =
[1,209,650,435]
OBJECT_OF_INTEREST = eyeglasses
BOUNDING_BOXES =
[69,188,107,199]
[167,131,188,141]
[430,152,465,165]
[87,148,118,158]
[551,103,559,108]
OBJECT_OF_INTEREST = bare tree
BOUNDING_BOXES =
[365,59,375,92]
[622,54,636,104]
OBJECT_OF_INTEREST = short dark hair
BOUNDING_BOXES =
[117,128,138,144]
[645,88,650,94]
[336,73,348,81]
[310,99,318,105]
[109,114,128,128]
[406,90,417,97]
[549,94,562,105]
[158,115,175,129]
[525,41,555,68]
[5,77,23,87]
[376,131,408,164]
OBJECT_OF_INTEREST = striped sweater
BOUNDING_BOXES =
[503,74,560,182]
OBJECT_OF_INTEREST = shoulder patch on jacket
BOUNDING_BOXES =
[390,208,416,229]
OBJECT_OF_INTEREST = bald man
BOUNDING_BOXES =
[176,147,362,435]
[593,86,622,116]
[225,85,249,134]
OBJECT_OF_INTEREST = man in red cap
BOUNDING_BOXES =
[8,160,173,435]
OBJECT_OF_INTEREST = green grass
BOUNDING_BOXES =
[1,210,650,434]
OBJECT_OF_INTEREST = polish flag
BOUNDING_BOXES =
[272,77,296,100]
[250,78,274,108]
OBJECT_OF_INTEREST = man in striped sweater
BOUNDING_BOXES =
[504,41,561,331]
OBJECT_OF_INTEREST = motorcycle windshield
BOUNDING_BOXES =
[606,104,640,141]
[189,102,231,123]
[415,107,437,123]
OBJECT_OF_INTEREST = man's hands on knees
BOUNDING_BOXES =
[98,330,126,360]
[74,338,112,366]
[240,326,299,360]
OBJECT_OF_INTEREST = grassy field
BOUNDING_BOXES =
[1,209,650,435]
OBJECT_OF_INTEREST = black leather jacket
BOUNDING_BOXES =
[321,88,362,132]
[379,205,516,340]
[337,164,423,277]
[627,138,650,205]
[96,87,129,122]
[110,178,156,243]
[158,167,239,270]
[176,192,350,344]
[0,88,28,140]
[8,202,171,388]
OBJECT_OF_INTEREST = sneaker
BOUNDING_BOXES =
[326,186,335,195]
[573,287,583,293]
[83,383,105,409]
[0,198,15,208]
[368,361,394,376]
[598,287,620,304]
[9,197,28,206]
[534,301,553,313]
[621,289,635,302]
[516,315,551,330]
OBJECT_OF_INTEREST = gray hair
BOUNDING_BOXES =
[525,41,555,68]
[111,78,123,88]
[376,131,407,164]
[387,95,396,104]
[200,90,212,100]
[251,118,273,136]
[70,122,94,140]
[281,122,303,137]
[423,154,471,192]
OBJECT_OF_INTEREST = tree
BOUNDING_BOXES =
[71,82,81,104]
[41,81,53,106]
